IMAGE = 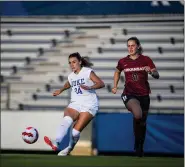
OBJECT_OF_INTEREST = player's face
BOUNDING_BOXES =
[69,57,81,72]
[127,40,138,56]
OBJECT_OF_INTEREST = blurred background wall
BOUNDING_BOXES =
[1,1,184,15]
[1,1,184,156]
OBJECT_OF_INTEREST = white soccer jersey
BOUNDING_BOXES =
[68,67,99,106]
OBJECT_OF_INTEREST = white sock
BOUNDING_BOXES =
[55,116,73,143]
[69,128,80,150]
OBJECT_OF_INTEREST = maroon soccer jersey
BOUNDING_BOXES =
[116,54,156,96]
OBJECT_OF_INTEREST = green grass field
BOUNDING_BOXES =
[1,154,184,167]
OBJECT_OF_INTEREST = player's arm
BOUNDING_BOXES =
[53,81,71,96]
[90,71,105,89]
[59,81,71,92]
[144,66,159,79]
[112,68,121,94]
[144,56,160,79]
[149,68,160,79]
[144,66,160,79]
[80,71,105,90]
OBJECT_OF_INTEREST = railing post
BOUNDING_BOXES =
[6,83,10,110]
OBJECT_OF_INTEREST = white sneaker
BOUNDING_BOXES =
[57,146,72,156]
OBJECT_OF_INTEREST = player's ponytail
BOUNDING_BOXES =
[81,56,93,67]
[127,37,143,54]
[69,52,93,67]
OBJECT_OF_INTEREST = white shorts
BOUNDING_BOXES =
[67,102,98,117]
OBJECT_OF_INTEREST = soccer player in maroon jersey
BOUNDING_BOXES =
[112,37,159,157]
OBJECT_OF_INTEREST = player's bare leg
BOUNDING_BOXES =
[58,112,93,156]
[126,98,144,157]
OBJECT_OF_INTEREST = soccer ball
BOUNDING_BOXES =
[22,127,39,144]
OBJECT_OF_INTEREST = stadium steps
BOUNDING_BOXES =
[1,16,184,114]
[110,37,184,45]
[96,46,183,54]
[1,82,47,91]
[31,92,183,101]
[1,27,76,33]
[1,43,52,49]
[86,52,184,59]
[1,14,183,23]
[1,34,66,41]
[1,52,38,59]
[18,100,184,114]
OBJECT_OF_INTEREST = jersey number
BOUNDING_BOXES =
[75,87,82,94]
[132,73,138,81]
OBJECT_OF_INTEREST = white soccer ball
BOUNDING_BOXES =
[22,127,39,144]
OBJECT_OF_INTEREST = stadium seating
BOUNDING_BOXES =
[1,15,184,114]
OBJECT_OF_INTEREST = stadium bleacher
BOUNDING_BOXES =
[1,14,184,115]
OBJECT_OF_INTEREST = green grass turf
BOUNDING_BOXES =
[1,154,184,167]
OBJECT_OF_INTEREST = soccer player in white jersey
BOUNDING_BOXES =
[44,52,105,156]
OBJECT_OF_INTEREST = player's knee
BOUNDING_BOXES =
[64,108,79,121]
[135,115,142,120]
[72,128,80,138]
[133,110,142,120]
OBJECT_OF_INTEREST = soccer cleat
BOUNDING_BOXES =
[44,136,58,151]
[134,138,144,157]
[135,140,144,157]
[57,146,72,156]
[136,147,144,157]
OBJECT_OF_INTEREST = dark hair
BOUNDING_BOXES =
[68,52,93,67]
[127,37,143,54]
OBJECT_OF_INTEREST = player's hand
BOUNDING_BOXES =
[111,87,117,94]
[144,66,152,74]
[80,85,91,90]
[53,90,61,96]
